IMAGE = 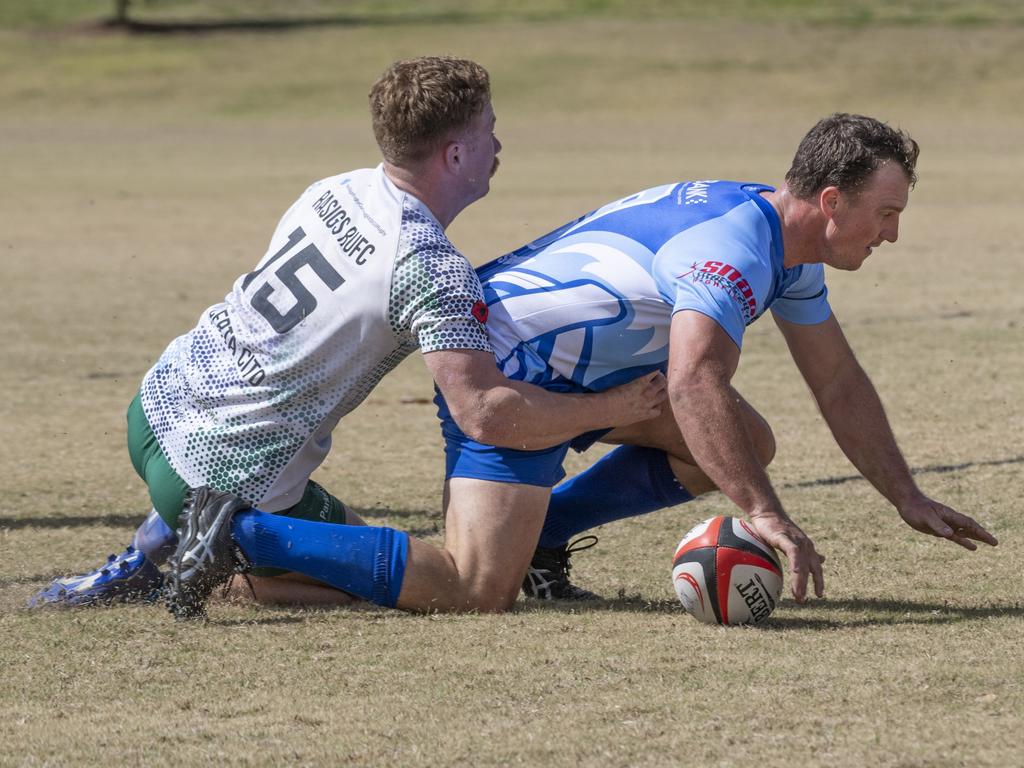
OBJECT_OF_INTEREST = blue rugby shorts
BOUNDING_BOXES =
[434,388,609,487]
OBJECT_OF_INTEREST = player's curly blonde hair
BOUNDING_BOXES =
[369,56,491,167]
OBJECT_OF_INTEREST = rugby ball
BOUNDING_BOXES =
[672,515,783,625]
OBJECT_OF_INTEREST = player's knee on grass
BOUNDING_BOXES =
[460,576,521,613]
[438,478,551,612]
[437,557,524,613]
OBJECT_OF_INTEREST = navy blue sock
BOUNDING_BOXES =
[230,510,409,608]
[538,445,694,549]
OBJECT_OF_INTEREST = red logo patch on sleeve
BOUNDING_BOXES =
[679,260,758,323]
[471,300,489,324]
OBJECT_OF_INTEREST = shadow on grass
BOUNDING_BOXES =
[530,593,1024,629]
[6,583,1019,627]
[0,514,151,532]
[0,506,439,534]
[197,595,1022,627]
[0,573,71,588]
[762,597,1024,630]
[783,453,1024,490]
[200,614,311,627]
[6,453,1019,533]
[98,11,481,35]
[1,513,148,530]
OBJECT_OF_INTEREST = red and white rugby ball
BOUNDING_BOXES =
[672,515,783,625]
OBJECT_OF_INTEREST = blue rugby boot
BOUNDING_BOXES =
[28,546,164,608]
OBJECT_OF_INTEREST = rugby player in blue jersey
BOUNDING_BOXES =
[168,113,996,615]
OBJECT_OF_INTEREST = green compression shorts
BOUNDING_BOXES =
[126,392,348,575]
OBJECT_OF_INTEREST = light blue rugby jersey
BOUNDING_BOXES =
[476,181,831,393]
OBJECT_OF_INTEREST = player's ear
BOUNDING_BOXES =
[444,140,463,174]
[818,186,840,219]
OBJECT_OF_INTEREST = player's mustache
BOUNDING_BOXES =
[490,156,500,177]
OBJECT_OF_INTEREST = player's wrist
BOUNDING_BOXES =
[747,504,790,524]
[588,389,627,426]
[890,484,927,513]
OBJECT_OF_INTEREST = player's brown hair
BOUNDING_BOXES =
[369,56,491,167]
[785,113,919,199]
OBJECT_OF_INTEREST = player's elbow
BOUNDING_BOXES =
[449,408,487,443]
[465,413,521,448]
[668,369,720,413]
[448,393,508,446]
[670,373,776,467]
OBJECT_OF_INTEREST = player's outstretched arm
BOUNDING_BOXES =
[669,311,825,602]
[774,313,997,551]
[423,349,666,450]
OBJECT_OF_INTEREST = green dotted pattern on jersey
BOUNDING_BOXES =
[390,205,492,354]
[140,196,490,506]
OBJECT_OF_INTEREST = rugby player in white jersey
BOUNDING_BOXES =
[30,56,665,610]
[164,113,995,615]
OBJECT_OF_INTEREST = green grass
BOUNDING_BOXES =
[2,0,1023,29]
[1,13,1023,768]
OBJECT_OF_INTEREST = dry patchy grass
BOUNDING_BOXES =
[1,16,1022,768]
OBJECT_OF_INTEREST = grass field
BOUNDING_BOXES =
[1,4,1022,767]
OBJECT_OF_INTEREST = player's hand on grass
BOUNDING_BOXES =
[749,510,825,604]
[600,371,667,426]
[898,495,998,551]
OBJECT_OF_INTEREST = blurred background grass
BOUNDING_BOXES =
[2,4,1022,766]
[3,0,1024,28]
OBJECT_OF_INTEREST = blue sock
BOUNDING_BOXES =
[230,510,409,608]
[538,445,694,549]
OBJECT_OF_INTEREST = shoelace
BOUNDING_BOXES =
[561,535,599,572]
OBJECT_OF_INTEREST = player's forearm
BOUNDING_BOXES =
[671,376,787,520]
[814,362,923,509]
[428,349,662,450]
[465,383,625,450]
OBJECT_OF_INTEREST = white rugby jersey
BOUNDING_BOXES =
[141,165,490,511]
